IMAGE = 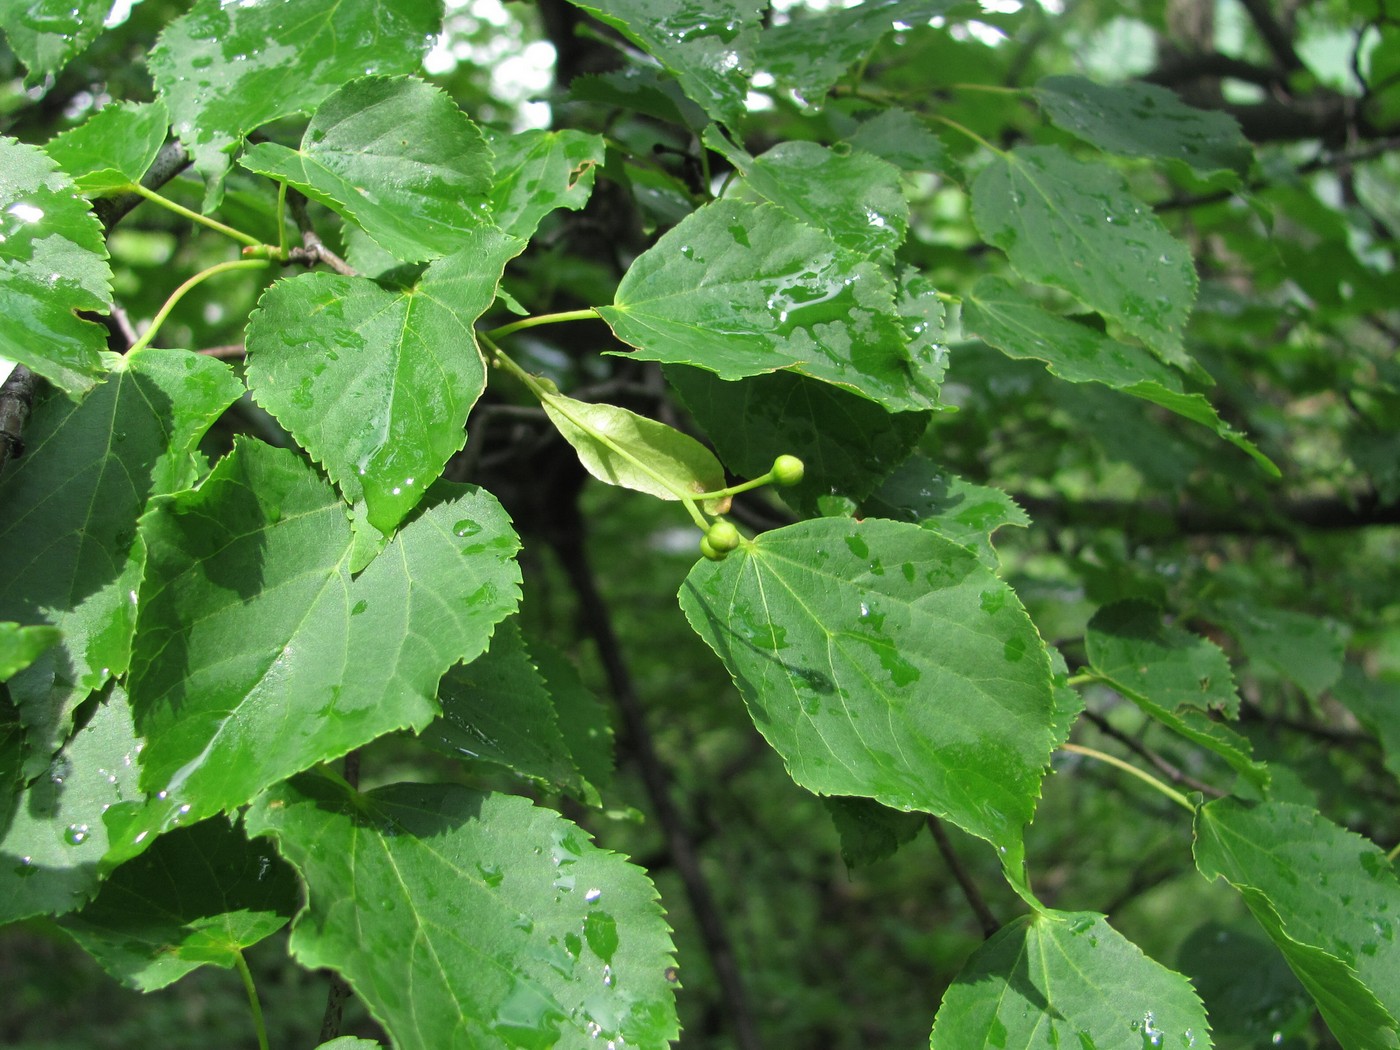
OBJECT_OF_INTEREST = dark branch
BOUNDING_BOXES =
[1143,51,1287,89]
[93,139,193,232]
[0,365,38,478]
[926,817,1001,938]
[1235,0,1306,73]
[286,190,358,275]
[1081,709,1225,798]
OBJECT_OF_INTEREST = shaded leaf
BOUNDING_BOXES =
[599,199,940,411]
[425,621,584,796]
[485,127,606,241]
[44,100,170,196]
[1035,75,1253,182]
[971,145,1198,371]
[59,818,297,990]
[824,796,924,868]
[846,107,949,174]
[963,277,1277,473]
[246,231,523,534]
[680,517,1057,850]
[0,622,61,681]
[929,910,1212,1050]
[1212,600,1345,701]
[540,388,728,506]
[0,348,241,769]
[1086,600,1240,716]
[1178,920,1315,1050]
[528,632,613,805]
[0,687,143,924]
[705,131,908,259]
[246,774,680,1050]
[239,76,494,263]
[0,136,112,394]
[563,0,763,127]
[150,0,443,208]
[665,364,929,517]
[569,66,708,130]
[122,439,521,850]
[1195,798,1400,1049]
[1335,666,1400,784]
[0,0,109,82]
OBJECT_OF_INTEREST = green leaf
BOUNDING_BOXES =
[539,388,728,504]
[246,774,680,1050]
[1212,600,1345,701]
[568,67,709,131]
[755,1,961,109]
[1034,75,1253,182]
[1177,920,1315,1049]
[824,796,925,868]
[1086,600,1240,716]
[527,633,613,805]
[485,127,606,242]
[425,621,584,796]
[963,277,1277,473]
[1335,666,1400,784]
[562,0,763,127]
[0,687,144,923]
[665,364,930,517]
[0,0,108,82]
[679,517,1057,850]
[598,199,940,411]
[0,136,112,394]
[245,232,523,534]
[704,131,909,260]
[970,145,1199,372]
[44,100,170,196]
[845,107,949,175]
[239,76,494,263]
[150,0,444,209]
[123,439,521,847]
[0,348,242,768]
[0,622,61,680]
[862,455,1030,568]
[1195,798,1400,1048]
[58,818,298,991]
[929,910,1212,1050]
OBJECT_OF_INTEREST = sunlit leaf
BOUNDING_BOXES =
[246,774,680,1050]
[599,199,940,411]
[680,517,1057,850]
[0,622,61,680]
[0,0,109,82]
[122,439,521,849]
[239,75,494,262]
[0,136,112,394]
[44,100,170,196]
[59,818,298,990]
[150,0,443,208]
[929,910,1212,1050]
[485,127,606,242]
[971,145,1198,372]
[246,231,523,534]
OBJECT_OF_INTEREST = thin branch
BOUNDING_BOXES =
[1081,709,1225,798]
[286,190,357,275]
[553,531,765,1050]
[1235,0,1306,73]
[0,365,38,477]
[926,817,1001,938]
[198,344,247,360]
[93,139,193,232]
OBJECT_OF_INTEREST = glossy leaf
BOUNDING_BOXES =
[0,688,143,923]
[44,100,170,196]
[929,910,1212,1050]
[239,76,494,263]
[963,277,1277,473]
[862,455,1030,568]
[59,818,297,990]
[825,796,925,869]
[1212,601,1345,701]
[150,0,443,208]
[665,364,930,516]
[705,132,909,260]
[1086,600,1239,716]
[680,517,1057,850]
[971,145,1198,371]
[540,388,728,505]
[425,621,584,796]
[0,136,112,393]
[846,107,949,175]
[599,200,940,411]
[1195,798,1400,1048]
[123,439,522,846]
[0,0,109,81]
[0,622,60,680]
[246,774,680,1050]
[0,349,241,768]
[485,127,606,241]
[755,0,960,109]
[563,0,763,127]
[1035,75,1253,182]
[246,231,523,534]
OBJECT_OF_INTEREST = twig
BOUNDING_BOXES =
[1235,0,1306,73]
[198,344,247,360]
[926,817,1001,938]
[1081,709,1225,798]
[93,140,193,231]
[286,190,358,275]
[552,531,765,1050]
[0,365,38,477]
